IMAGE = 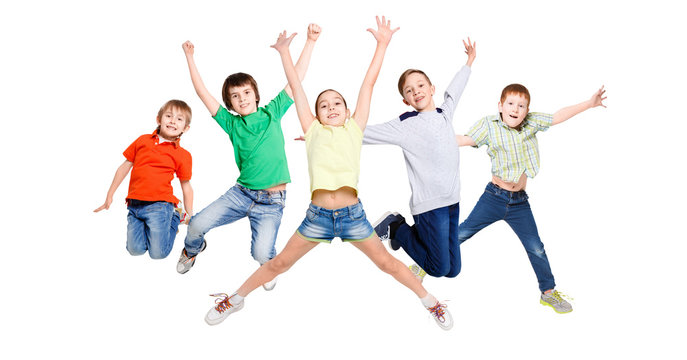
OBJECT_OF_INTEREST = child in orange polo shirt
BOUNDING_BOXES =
[94,100,194,259]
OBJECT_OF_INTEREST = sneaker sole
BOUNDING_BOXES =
[371,211,397,228]
[540,299,573,314]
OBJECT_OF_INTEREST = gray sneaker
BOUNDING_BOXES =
[409,263,427,283]
[205,293,244,325]
[540,290,573,314]
[176,241,206,274]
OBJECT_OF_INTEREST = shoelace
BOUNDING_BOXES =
[546,290,574,304]
[210,293,234,313]
[427,302,447,323]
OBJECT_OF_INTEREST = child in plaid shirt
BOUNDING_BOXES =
[456,84,606,313]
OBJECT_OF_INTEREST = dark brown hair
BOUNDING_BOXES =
[222,72,260,111]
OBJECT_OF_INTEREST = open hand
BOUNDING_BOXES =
[463,37,476,66]
[271,31,297,53]
[590,85,607,108]
[367,15,399,45]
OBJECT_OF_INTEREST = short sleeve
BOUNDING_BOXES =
[122,136,140,162]
[176,150,192,181]
[263,89,294,122]
[524,112,553,132]
[466,117,490,147]
[213,105,237,134]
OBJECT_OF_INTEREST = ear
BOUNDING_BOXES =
[346,108,351,119]
[156,116,162,125]
[402,98,410,106]
[497,101,503,113]
[183,124,190,133]
[430,85,435,96]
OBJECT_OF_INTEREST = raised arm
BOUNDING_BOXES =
[352,16,398,130]
[552,86,607,126]
[182,41,221,116]
[94,160,133,212]
[271,32,316,133]
[284,24,321,98]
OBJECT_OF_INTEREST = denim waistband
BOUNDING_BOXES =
[236,183,286,198]
[308,200,362,218]
[127,199,167,206]
[486,182,529,203]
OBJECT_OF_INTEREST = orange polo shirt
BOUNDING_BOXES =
[123,131,192,205]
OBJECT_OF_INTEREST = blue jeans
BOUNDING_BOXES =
[184,184,286,264]
[458,182,556,292]
[394,202,461,278]
[296,201,375,243]
[126,200,180,259]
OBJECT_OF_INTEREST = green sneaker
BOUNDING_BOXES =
[409,263,426,283]
[540,290,573,314]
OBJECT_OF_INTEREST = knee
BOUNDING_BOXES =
[445,263,462,278]
[423,259,451,277]
[375,257,398,275]
[265,256,292,275]
[126,244,147,257]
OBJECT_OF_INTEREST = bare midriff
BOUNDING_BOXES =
[263,183,287,192]
[311,186,359,209]
[491,173,528,192]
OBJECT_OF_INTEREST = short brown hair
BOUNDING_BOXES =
[222,72,260,111]
[397,69,432,96]
[500,83,530,105]
[157,99,192,126]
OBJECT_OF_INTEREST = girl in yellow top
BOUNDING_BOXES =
[203,17,453,330]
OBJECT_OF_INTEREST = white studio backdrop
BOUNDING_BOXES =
[2,0,685,359]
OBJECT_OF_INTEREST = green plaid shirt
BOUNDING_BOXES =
[467,112,553,182]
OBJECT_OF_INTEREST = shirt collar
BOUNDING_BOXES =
[152,129,180,148]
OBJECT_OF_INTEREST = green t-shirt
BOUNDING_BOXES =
[213,89,293,189]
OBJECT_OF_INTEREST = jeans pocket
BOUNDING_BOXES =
[349,205,365,221]
[306,207,318,221]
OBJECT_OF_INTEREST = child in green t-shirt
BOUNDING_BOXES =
[176,25,321,292]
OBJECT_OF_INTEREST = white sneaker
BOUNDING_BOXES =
[205,293,244,325]
[426,301,453,330]
[262,276,278,291]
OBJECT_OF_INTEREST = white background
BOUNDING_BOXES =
[3,0,685,358]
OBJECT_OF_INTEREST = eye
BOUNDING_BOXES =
[231,94,238,98]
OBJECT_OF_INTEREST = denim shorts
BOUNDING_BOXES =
[296,201,375,243]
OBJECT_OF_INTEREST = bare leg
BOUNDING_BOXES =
[350,234,428,298]
[236,232,318,297]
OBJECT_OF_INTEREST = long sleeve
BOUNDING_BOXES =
[362,118,404,146]
[439,65,471,121]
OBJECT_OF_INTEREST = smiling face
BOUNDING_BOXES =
[228,83,258,116]
[315,90,349,126]
[498,93,529,129]
[157,107,190,140]
[400,72,436,112]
